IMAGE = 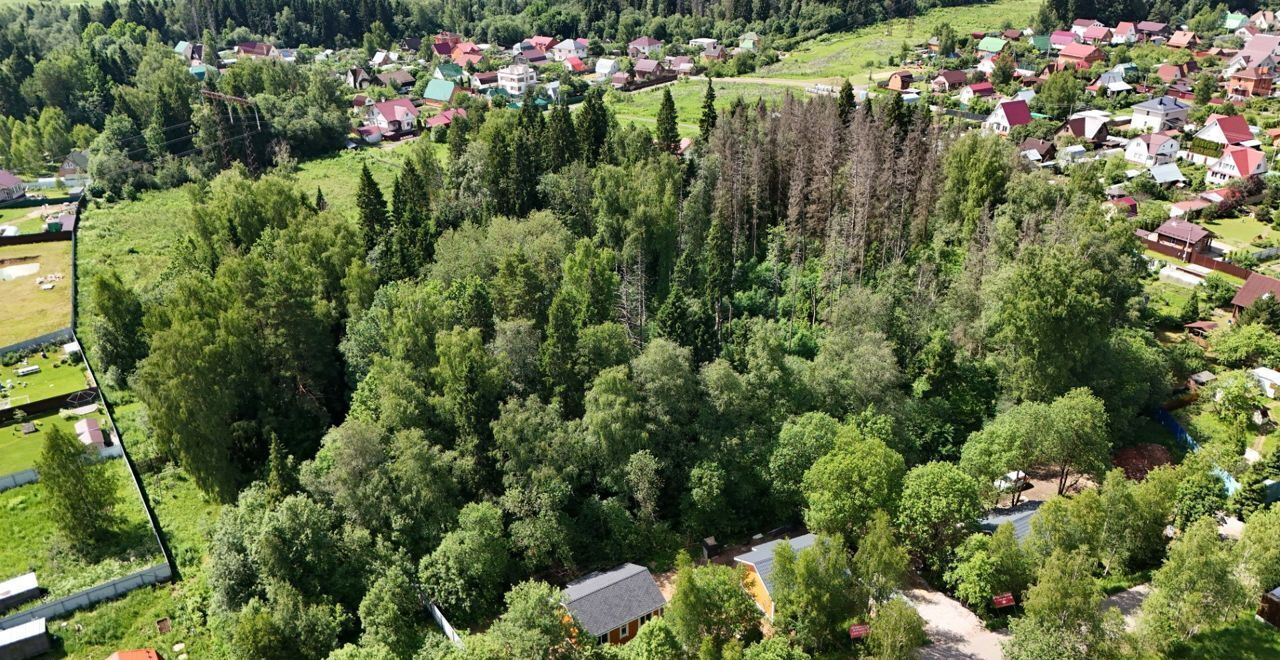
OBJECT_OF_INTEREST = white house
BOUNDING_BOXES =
[367,99,420,136]
[1129,96,1190,133]
[983,100,1032,135]
[0,170,25,202]
[1206,144,1268,185]
[497,63,538,96]
[1126,133,1180,167]
[1250,367,1280,398]
[552,38,588,61]
[689,37,718,50]
[595,57,619,80]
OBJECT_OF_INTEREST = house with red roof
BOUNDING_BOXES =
[1082,25,1112,44]
[1136,21,1169,40]
[1070,18,1103,38]
[1207,144,1268,185]
[1113,21,1137,44]
[565,56,588,73]
[1191,114,1256,153]
[983,99,1031,134]
[235,41,278,59]
[426,108,467,129]
[450,42,483,67]
[1050,30,1078,48]
[1252,9,1279,30]
[1058,42,1104,68]
[366,98,420,138]
[957,81,995,104]
[529,35,559,51]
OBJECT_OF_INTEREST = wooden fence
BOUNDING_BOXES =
[0,231,72,247]
[1137,233,1255,280]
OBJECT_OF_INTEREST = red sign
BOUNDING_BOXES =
[849,624,871,639]
[993,592,1015,608]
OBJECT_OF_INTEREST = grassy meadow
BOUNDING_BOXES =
[606,79,809,136]
[0,241,73,346]
[754,0,1041,81]
[0,459,161,607]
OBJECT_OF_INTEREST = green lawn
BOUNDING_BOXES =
[607,79,808,137]
[0,351,89,405]
[0,460,161,608]
[1145,280,1194,318]
[1202,214,1274,251]
[0,408,108,475]
[1170,614,1280,659]
[50,465,226,659]
[753,0,1041,81]
[0,241,73,346]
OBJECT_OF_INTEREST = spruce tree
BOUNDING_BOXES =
[656,88,680,154]
[37,426,122,549]
[576,88,611,164]
[704,213,733,332]
[356,164,388,253]
[838,79,856,124]
[545,100,579,171]
[699,78,717,142]
[315,187,327,211]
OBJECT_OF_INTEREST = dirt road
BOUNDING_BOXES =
[903,587,1008,659]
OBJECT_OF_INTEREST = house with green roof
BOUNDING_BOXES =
[434,62,465,82]
[1029,34,1051,51]
[976,36,1007,54]
[423,79,457,106]
[1224,12,1249,30]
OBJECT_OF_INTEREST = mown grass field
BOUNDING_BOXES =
[1,351,89,399]
[0,241,73,346]
[1202,213,1273,250]
[0,460,160,606]
[754,0,1041,80]
[606,79,809,136]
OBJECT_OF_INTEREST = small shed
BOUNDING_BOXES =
[979,500,1042,541]
[0,618,50,660]
[1260,587,1280,628]
[1249,367,1280,398]
[0,573,39,613]
[563,564,666,645]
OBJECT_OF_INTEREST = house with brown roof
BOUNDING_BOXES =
[633,58,669,81]
[628,36,662,58]
[932,69,968,92]
[1019,137,1057,163]
[376,69,415,92]
[1059,111,1110,144]
[346,67,372,89]
[1168,31,1200,49]
[887,71,914,91]
[235,41,278,59]
[0,170,26,202]
[1082,25,1112,44]
[1126,133,1179,166]
[1228,67,1273,99]
[1233,273,1280,315]
[1136,21,1169,40]
[1154,219,1213,256]
[366,99,420,138]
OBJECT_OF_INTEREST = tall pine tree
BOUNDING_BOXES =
[576,88,611,165]
[656,88,680,154]
[356,164,388,253]
[838,79,856,124]
[699,78,717,142]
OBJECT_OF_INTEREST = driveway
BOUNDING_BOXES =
[903,587,1008,660]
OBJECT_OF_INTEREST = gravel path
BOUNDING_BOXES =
[903,587,1008,660]
[1103,583,1151,631]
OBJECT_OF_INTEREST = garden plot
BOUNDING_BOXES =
[0,242,73,346]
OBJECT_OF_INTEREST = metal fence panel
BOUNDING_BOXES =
[0,564,172,629]
[0,469,38,493]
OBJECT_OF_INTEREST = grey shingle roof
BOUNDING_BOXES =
[979,500,1042,541]
[733,533,817,597]
[563,564,665,637]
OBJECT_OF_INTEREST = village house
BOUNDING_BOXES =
[564,56,588,73]
[434,62,466,83]
[366,98,420,138]
[1228,34,1280,75]
[1071,18,1103,38]
[75,418,107,453]
[345,67,372,89]
[976,36,1007,55]
[1228,67,1273,99]
[0,170,26,202]
[737,534,817,617]
[1153,218,1213,256]
[1253,9,1279,30]
[1082,25,1112,44]
[957,81,995,104]
[421,79,458,107]
[529,35,558,51]
[470,70,498,90]
[426,108,467,130]
[1002,28,1023,41]
[983,99,1031,134]
[1059,111,1110,144]
[451,42,483,68]
[887,71,914,91]
[400,37,423,53]
[703,44,728,61]
[1206,144,1268,184]
[666,55,696,76]
[235,41,278,60]
[1050,30,1077,48]
[1126,133,1179,167]
[1233,273,1280,316]
[931,69,968,92]
[633,58,669,82]
[1087,70,1132,96]
[628,36,663,58]
[369,49,399,68]
[562,564,666,645]
[740,32,762,50]
[1058,42,1104,68]
[57,150,89,180]
[1225,11,1250,30]
[1130,95,1189,132]
[595,58,619,79]
[497,63,537,96]
[1151,162,1187,188]
[376,69,415,93]
[1112,21,1137,44]
[1019,137,1057,163]
[1168,30,1201,49]
[1188,114,1257,165]
[1108,196,1138,217]
[552,38,588,61]
[1136,21,1170,40]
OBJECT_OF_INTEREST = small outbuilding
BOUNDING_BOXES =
[735,533,816,618]
[1260,587,1280,628]
[0,573,39,614]
[0,618,50,660]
